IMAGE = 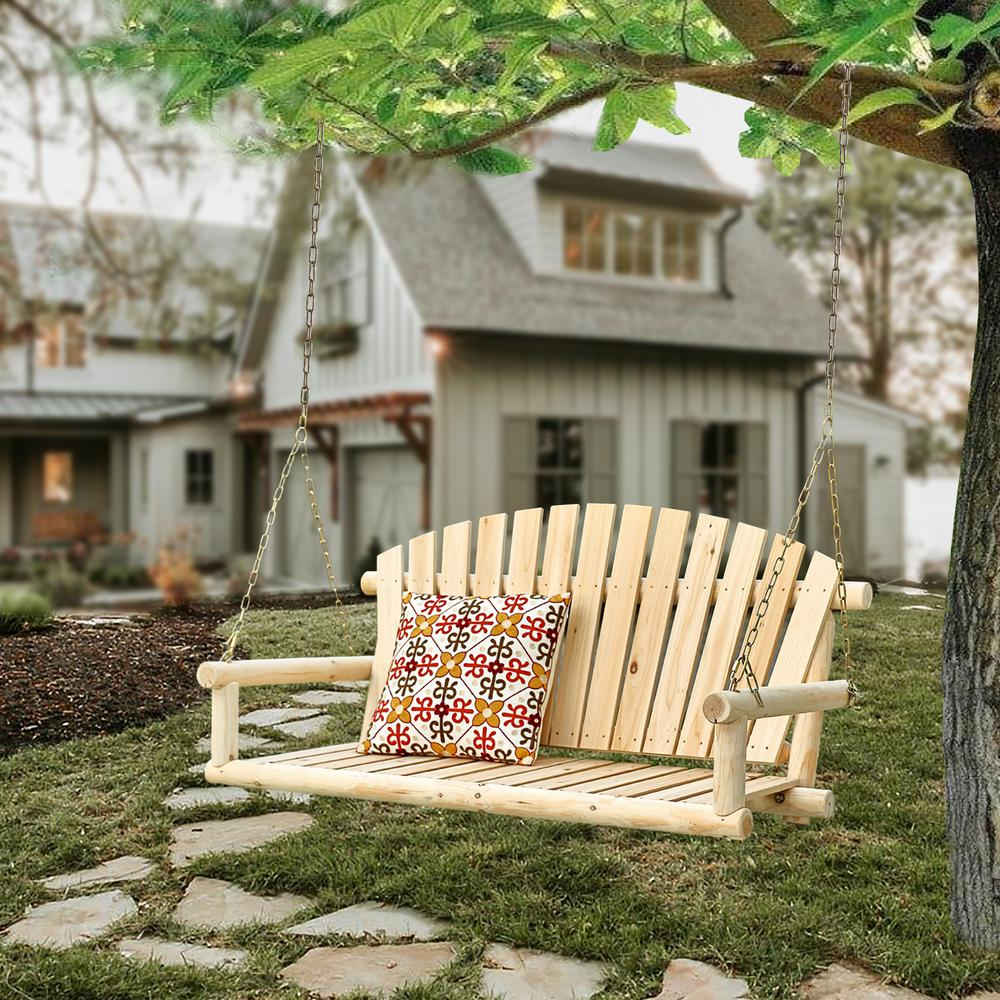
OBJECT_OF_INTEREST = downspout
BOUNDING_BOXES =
[797,372,827,549]
[717,205,744,299]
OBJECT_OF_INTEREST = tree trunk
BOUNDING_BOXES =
[943,162,1000,947]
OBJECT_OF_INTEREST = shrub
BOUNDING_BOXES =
[34,561,88,608]
[149,538,203,607]
[0,590,53,635]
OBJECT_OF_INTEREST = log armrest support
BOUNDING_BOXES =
[197,655,375,690]
[702,680,855,725]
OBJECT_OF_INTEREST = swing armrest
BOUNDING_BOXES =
[703,680,855,724]
[197,655,374,690]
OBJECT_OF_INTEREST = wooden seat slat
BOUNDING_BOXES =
[470,758,594,786]
[491,761,650,791]
[747,553,840,763]
[567,765,687,795]
[610,508,690,753]
[261,742,358,764]
[439,521,472,596]
[675,523,768,759]
[612,768,716,798]
[538,504,579,594]
[506,508,542,594]
[643,514,729,756]
[579,504,653,751]
[543,503,616,747]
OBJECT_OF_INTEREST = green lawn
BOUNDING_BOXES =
[1,592,996,999]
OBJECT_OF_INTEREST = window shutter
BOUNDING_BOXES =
[739,423,769,526]
[503,417,537,514]
[584,418,617,503]
[672,421,703,513]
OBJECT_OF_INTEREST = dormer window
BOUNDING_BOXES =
[35,315,86,368]
[562,200,704,285]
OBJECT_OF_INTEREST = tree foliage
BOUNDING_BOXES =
[75,0,1000,173]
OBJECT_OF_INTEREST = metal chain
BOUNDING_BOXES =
[222,120,351,662]
[726,64,855,703]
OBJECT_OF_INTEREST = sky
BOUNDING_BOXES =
[0,84,760,226]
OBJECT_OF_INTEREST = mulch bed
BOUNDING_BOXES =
[0,593,366,755]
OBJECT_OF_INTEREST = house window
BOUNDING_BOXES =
[42,451,73,503]
[503,416,618,514]
[321,223,371,328]
[184,450,214,505]
[35,317,86,368]
[671,421,768,524]
[563,201,704,284]
[662,217,702,282]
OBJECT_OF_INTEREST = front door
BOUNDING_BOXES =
[350,446,423,583]
[813,443,867,576]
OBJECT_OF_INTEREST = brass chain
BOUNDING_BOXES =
[726,64,854,702]
[222,120,351,662]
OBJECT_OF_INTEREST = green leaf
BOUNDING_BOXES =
[846,87,923,125]
[630,83,690,135]
[918,101,960,134]
[247,36,341,91]
[929,5,1000,54]
[499,36,546,91]
[620,19,668,55]
[455,146,533,175]
[800,0,915,97]
[376,91,400,124]
[594,89,638,151]
[773,145,801,176]
[925,57,967,85]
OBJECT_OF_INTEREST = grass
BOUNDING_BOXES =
[0,589,52,635]
[1,592,997,999]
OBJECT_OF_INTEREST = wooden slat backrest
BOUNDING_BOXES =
[643,514,729,756]
[543,503,615,747]
[611,507,690,753]
[578,504,653,751]
[375,504,856,765]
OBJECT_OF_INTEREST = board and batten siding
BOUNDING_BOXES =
[260,162,432,412]
[805,386,909,577]
[433,339,810,543]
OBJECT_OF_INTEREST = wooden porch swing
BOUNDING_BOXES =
[198,67,867,842]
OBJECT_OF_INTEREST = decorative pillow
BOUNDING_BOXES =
[359,591,571,765]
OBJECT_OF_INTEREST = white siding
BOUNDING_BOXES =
[129,415,240,563]
[0,437,12,547]
[260,162,431,412]
[806,387,908,577]
[475,172,539,267]
[434,339,809,542]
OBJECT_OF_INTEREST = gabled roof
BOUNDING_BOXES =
[0,391,199,423]
[357,150,850,359]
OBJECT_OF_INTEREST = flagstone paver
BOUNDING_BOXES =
[4,890,137,950]
[292,690,364,707]
[196,733,277,754]
[803,963,928,1000]
[169,811,314,867]
[239,707,321,727]
[164,786,252,810]
[656,958,749,999]
[173,876,311,930]
[285,901,450,940]
[265,789,313,805]
[280,942,456,998]
[37,855,155,893]
[482,943,606,1000]
[116,936,248,969]
[272,715,332,739]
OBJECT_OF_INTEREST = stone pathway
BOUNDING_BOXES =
[281,942,456,998]
[272,715,333,739]
[656,959,749,999]
[292,689,364,707]
[173,877,311,930]
[285,901,450,940]
[169,811,314,867]
[37,855,155,892]
[195,733,277,754]
[117,936,247,969]
[482,943,607,1000]
[165,786,252,810]
[4,890,137,950]
[239,707,321,728]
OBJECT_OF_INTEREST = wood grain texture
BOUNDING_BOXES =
[473,513,507,597]
[579,504,653,750]
[439,521,472,596]
[538,504,580,594]
[361,544,404,735]
[506,508,543,594]
[408,531,437,594]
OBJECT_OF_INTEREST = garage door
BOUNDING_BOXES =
[351,446,423,580]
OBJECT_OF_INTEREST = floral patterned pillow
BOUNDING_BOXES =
[359,591,572,766]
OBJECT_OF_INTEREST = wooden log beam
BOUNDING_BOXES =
[359,570,873,611]
[712,720,748,816]
[210,683,239,767]
[198,655,374,690]
[703,679,854,724]
[206,759,755,840]
[749,785,835,820]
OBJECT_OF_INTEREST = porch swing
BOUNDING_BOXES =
[196,66,870,841]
